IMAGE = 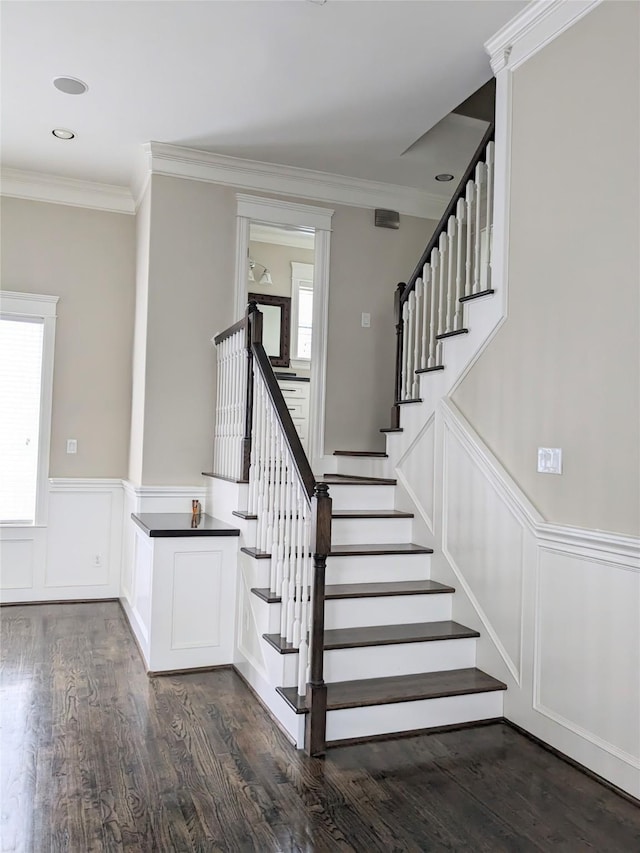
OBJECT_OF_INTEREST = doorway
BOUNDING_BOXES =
[233,194,334,471]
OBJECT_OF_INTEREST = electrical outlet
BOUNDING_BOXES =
[361,312,371,328]
[66,439,77,454]
[94,554,102,567]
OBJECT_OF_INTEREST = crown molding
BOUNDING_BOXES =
[142,141,447,220]
[0,168,135,214]
[485,0,603,73]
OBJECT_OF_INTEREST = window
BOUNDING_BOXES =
[0,292,58,525]
[290,262,314,362]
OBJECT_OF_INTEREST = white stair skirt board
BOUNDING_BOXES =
[325,484,396,512]
[321,638,476,685]
[326,553,431,585]
[330,517,413,546]
[326,690,504,743]
[324,594,452,630]
[233,657,305,748]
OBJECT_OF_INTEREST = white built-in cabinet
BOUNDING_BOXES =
[278,378,310,450]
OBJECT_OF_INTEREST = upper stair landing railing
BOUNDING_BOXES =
[213,303,331,756]
[392,122,495,425]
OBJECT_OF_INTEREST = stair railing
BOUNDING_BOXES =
[391,122,495,426]
[214,303,331,755]
[213,315,252,481]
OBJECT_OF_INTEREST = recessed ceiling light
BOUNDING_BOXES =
[53,76,88,95]
[435,173,455,182]
[52,128,75,140]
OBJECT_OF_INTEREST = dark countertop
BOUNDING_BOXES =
[275,373,310,383]
[131,513,241,538]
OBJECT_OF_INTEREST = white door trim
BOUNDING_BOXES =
[233,193,334,470]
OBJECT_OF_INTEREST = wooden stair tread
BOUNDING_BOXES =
[397,398,422,405]
[331,510,413,519]
[237,509,412,522]
[435,328,469,340]
[415,365,445,374]
[263,620,479,654]
[380,427,403,433]
[329,543,433,557]
[251,579,454,604]
[320,474,397,486]
[277,667,507,714]
[333,450,388,458]
[459,288,494,303]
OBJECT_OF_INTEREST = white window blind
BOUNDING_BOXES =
[0,317,44,523]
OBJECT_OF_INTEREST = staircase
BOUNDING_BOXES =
[241,467,506,746]
[211,120,503,752]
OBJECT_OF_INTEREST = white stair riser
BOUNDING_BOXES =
[333,457,388,479]
[255,592,452,632]
[325,690,504,742]
[326,553,431,585]
[324,594,452,630]
[331,517,412,545]
[327,484,395,511]
[263,642,300,687]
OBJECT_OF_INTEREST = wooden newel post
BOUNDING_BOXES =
[241,302,259,482]
[305,481,331,757]
[391,282,406,429]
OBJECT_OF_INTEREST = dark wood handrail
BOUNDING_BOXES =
[213,316,247,345]
[401,121,495,303]
[248,314,316,501]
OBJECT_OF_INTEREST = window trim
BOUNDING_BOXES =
[0,291,59,526]
[290,261,314,364]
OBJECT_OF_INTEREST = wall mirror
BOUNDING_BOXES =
[248,292,291,367]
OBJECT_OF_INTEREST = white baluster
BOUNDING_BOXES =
[465,179,475,299]
[454,198,466,330]
[280,458,292,638]
[474,161,485,294]
[291,484,303,646]
[428,249,439,368]
[446,216,456,334]
[485,141,494,292]
[437,233,447,338]
[401,301,410,400]
[420,264,430,371]
[412,281,421,399]
[297,506,311,695]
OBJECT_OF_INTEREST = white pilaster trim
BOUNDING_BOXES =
[0,168,135,214]
[144,142,447,219]
[309,227,331,469]
[485,0,604,73]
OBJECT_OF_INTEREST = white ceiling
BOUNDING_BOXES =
[1,1,525,194]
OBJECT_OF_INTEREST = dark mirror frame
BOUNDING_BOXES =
[248,292,291,367]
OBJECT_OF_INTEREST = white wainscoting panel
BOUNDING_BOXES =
[385,398,640,797]
[0,536,37,589]
[536,547,640,766]
[396,415,436,533]
[1,480,122,603]
[46,490,114,588]
[171,551,222,649]
[442,423,524,682]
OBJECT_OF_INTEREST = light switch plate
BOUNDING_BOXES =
[361,312,371,328]
[66,439,77,454]
[537,447,562,474]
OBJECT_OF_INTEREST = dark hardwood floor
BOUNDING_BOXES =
[1,602,638,852]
